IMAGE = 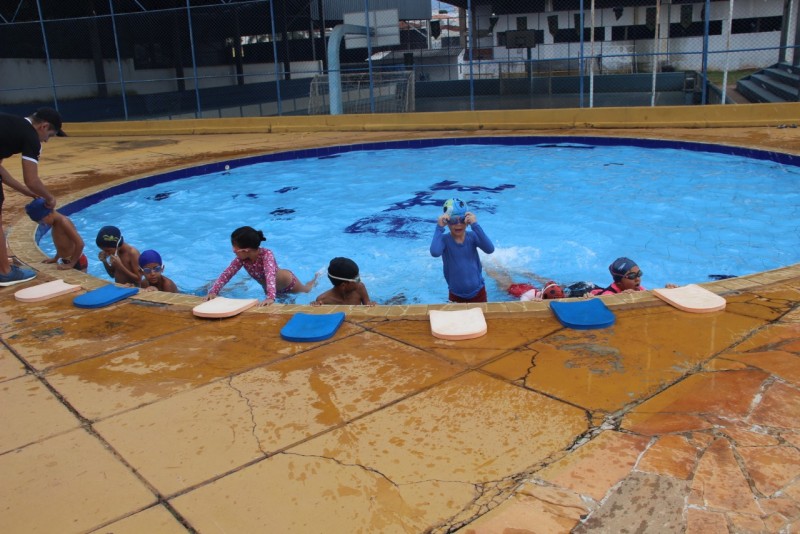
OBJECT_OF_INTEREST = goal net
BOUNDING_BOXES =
[308,70,415,115]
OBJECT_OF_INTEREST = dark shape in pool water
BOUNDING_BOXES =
[604,163,624,166]
[271,208,295,216]
[318,155,341,160]
[345,215,429,239]
[148,192,174,201]
[275,186,298,194]
[708,274,737,280]
[246,193,258,199]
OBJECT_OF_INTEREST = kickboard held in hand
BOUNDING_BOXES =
[652,284,726,313]
[280,312,345,342]
[193,297,258,318]
[550,299,615,330]
[429,307,487,340]
[73,284,139,309]
[15,279,81,302]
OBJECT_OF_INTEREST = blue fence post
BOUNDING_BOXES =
[34,0,58,109]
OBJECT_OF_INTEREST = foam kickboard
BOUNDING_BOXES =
[280,312,345,342]
[550,299,615,330]
[193,297,258,318]
[73,284,139,309]
[653,284,726,313]
[15,279,82,302]
[429,307,488,340]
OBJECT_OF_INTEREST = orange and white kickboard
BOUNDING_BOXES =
[192,297,258,318]
[652,284,726,313]
[15,279,81,302]
[429,307,487,340]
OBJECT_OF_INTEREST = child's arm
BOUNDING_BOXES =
[469,221,495,254]
[206,260,242,299]
[162,277,179,293]
[259,249,278,304]
[430,222,447,257]
[112,250,142,284]
[99,251,115,277]
[311,289,335,306]
[357,283,376,306]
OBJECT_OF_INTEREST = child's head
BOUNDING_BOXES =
[230,226,265,250]
[139,249,164,283]
[442,198,468,225]
[327,257,360,287]
[542,280,565,299]
[25,198,53,224]
[609,256,643,290]
[96,225,123,253]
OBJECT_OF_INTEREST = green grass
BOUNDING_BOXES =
[705,69,758,86]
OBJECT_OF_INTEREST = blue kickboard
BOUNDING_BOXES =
[550,299,615,330]
[73,284,139,309]
[280,312,345,342]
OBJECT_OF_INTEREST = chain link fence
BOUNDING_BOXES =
[1,0,797,121]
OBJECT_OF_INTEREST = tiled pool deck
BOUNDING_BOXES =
[1,123,799,533]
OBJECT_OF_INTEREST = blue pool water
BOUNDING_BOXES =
[41,137,800,305]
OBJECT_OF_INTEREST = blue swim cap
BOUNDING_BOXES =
[609,257,638,281]
[443,198,467,219]
[25,198,52,222]
[138,249,162,268]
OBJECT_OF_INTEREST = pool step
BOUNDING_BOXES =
[737,62,800,104]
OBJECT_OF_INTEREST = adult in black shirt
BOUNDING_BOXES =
[0,107,65,284]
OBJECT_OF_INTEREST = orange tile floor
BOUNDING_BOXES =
[1,126,799,533]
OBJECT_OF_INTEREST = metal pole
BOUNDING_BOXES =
[270,0,283,115]
[721,0,734,104]
[186,0,202,117]
[650,0,661,107]
[579,2,585,108]
[467,0,475,111]
[701,0,711,105]
[34,0,58,109]
[364,0,375,113]
[589,0,595,108]
[108,0,129,119]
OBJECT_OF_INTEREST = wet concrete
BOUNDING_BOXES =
[0,124,798,533]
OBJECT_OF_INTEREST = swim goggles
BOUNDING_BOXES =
[447,216,465,225]
[141,265,164,274]
[622,270,643,280]
[327,271,360,283]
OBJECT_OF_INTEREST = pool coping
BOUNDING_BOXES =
[10,133,800,318]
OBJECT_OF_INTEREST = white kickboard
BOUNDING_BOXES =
[653,284,726,313]
[15,279,81,302]
[193,297,258,318]
[429,307,487,340]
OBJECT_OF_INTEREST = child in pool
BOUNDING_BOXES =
[484,265,565,301]
[312,257,375,306]
[590,257,677,295]
[206,226,317,306]
[138,249,178,293]
[430,198,495,303]
[96,225,140,284]
[25,198,88,272]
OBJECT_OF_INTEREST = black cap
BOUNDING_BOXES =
[33,107,67,137]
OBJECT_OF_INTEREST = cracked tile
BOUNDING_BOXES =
[0,344,26,382]
[87,505,188,534]
[94,332,460,496]
[688,438,761,514]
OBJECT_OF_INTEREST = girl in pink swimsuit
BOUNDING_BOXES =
[206,226,317,306]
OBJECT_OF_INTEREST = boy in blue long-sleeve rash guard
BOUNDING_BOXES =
[430,198,495,303]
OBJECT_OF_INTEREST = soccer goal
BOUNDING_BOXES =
[308,70,415,115]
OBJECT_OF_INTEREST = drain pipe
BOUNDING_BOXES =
[328,24,374,115]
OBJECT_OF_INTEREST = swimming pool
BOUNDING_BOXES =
[40,136,800,305]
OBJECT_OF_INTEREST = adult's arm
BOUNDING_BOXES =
[21,159,56,208]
